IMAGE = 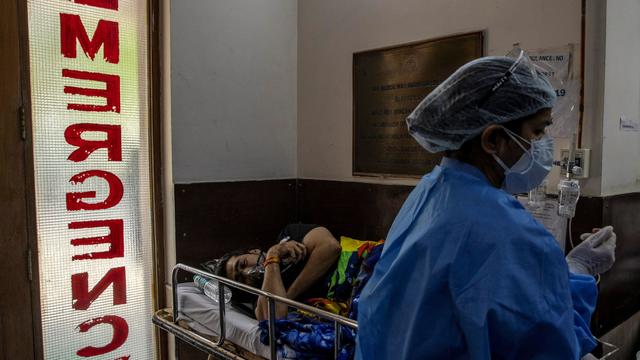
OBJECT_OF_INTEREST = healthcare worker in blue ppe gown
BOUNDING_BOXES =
[355,52,617,360]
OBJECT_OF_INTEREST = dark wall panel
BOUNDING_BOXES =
[173,178,640,340]
[174,179,296,360]
[565,194,640,336]
[569,196,605,244]
[174,179,297,268]
[296,179,414,241]
[596,193,640,335]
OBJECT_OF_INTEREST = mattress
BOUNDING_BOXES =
[176,282,274,358]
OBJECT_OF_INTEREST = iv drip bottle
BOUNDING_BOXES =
[193,275,232,304]
[558,179,580,218]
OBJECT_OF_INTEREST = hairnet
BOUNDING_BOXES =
[406,56,556,153]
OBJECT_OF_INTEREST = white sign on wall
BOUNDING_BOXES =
[528,46,580,139]
[27,0,155,358]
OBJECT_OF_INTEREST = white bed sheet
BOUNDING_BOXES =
[176,282,274,358]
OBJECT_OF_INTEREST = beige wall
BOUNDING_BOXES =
[579,0,607,197]
[601,0,640,196]
[172,0,298,183]
[298,0,583,190]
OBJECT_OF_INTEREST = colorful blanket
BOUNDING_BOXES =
[258,313,356,360]
[258,237,384,359]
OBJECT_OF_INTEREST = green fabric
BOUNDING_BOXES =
[326,236,381,299]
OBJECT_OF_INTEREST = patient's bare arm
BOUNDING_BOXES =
[255,262,286,320]
[286,227,341,300]
[255,241,306,320]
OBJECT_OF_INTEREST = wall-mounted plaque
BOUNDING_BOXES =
[353,32,483,177]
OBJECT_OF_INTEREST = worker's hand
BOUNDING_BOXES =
[267,241,307,264]
[566,226,616,276]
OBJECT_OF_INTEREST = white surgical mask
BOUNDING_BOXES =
[492,127,554,194]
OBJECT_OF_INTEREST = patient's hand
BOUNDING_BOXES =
[267,241,307,264]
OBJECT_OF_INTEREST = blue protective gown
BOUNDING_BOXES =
[355,158,597,360]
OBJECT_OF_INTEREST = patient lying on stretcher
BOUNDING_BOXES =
[206,224,342,321]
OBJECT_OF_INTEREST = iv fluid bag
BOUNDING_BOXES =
[558,179,580,218]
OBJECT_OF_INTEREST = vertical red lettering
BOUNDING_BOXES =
[72,267,127,310]
[69,219,124,260]
[65,123,122,162]
[67,170,123,211]
[76,315,128,357]
[74,0,118,10]
[63,69,120,112]
[60,14,119,63]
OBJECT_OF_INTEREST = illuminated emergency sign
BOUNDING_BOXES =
[27,0,154,358]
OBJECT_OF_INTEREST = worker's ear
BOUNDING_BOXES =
[480,124,505,154]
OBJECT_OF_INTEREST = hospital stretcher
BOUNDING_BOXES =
[153,263,359,360]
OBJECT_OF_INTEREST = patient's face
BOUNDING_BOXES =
[225,249,264,287]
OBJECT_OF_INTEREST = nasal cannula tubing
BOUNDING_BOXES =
[568,218,575,249]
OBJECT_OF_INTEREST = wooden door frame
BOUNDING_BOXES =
[148,0,169,358]
[0,0,37,359]
[18,0,43,358]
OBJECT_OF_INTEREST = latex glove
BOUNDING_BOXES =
[566,226,616,276]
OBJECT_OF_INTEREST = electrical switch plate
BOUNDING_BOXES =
[560,148,590,179]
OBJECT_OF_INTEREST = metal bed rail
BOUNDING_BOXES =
[153,308,246,360]
[162,263,359,360]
